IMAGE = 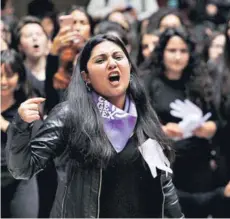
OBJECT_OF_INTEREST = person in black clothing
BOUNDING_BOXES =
[13,16,50,97]
[27,0,55,18]
[147,8,184,34]
[12,17,58,217]
[6,34,183,218]
[142,27,230,217]
[203,31,226,64]
[1,49,39,218]
[44,5,93,114]
[136,28,160,67]
[212,17,230,179]
[215,17,230,215]
[207,0,230,24]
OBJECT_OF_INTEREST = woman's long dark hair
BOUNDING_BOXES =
[202,31,225,63]
[64,34,173,167]
[211,18,230,92]
[223,18,230,70]
[220,17,230,95]
[142,27,214,109]
[1,49,32,103]
[136,29,161,67]
[147,7,184,32]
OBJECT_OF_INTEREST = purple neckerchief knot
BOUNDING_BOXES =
[92,91,138,153]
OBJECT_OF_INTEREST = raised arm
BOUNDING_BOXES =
[6,98,68,180]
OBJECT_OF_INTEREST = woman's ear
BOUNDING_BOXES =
[81,71,91,84]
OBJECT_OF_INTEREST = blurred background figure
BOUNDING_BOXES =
[44,5,93,114]
[147,7,184,33]
[137,29,160,67]
[1,49,39,218]
[12,16,50,97]
[142,27,230,217]
[87,0,159,22]
[40,12,59,40]
[203,32,226,63]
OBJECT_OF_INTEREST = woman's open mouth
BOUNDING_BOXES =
[108,72,120,86]
[33,44,40,51]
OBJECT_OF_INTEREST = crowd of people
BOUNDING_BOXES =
[1,0,230,218]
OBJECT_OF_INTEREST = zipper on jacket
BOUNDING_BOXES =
[160,177,165,218]
[96,168,103,218]
[61,185,68,217]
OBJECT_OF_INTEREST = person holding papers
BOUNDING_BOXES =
[143,27,229,217]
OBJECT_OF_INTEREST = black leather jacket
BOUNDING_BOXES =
[6,103,183,218]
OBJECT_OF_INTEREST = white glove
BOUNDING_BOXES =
[170,99,203,119]
[169,99,212,140]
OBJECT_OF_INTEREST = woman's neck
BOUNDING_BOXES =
[107,94,126,110]
[164,70,182,80]
[1,95,15,112]
[24,56,46,81]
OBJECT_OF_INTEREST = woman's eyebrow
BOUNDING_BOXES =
[91,50,123,60]
[91,53,107,61]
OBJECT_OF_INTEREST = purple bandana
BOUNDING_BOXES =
[92,91,138,153]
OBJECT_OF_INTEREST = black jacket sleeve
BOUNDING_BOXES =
[6,103,68,180]
[161,173,184,218]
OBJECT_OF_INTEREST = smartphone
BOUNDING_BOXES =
[59,15,74,29]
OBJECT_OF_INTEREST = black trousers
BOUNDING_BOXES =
[1,176,39,218]
[178,188,230,218]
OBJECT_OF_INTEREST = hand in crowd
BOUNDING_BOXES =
[18,98,45,123]
[162,122,183,138]
[50,27,84,55]
[224,182,230,197]
[193,121,217,139]
[0,114,10,132]
[53,70,71,90]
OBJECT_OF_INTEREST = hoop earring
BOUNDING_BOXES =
[85,82,92,92]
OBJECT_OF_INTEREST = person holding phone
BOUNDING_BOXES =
[45,5,93,114]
